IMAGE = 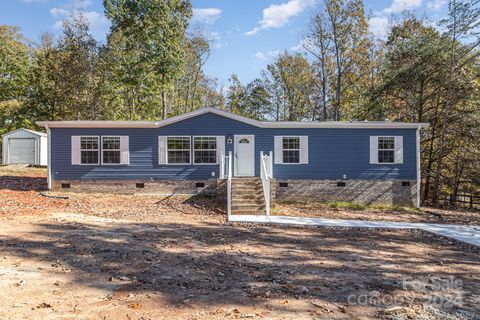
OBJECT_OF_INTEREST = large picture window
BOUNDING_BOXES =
[194,137,217,164]
[282,137,300,164]
[102,136,121,164]
[167,136,191,164]
[80,136,99,164]
[378,137,395,163]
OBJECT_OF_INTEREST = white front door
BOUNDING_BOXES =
[234,135,255,177]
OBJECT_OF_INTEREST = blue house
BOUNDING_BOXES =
[37,107,428,213]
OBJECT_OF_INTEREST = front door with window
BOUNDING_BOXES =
[234,135,255,176]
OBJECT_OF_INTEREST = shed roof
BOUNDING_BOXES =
[37,107,429,129]
[2,128,47,138]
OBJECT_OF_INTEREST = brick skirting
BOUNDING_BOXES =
[274,179,417,206]
[52,178,417,207]
[52,179,218,196]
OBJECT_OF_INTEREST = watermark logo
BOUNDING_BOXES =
[347,276,464,308]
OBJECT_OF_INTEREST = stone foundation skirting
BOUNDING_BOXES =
[274,179,417,206]
[52,179,219,196]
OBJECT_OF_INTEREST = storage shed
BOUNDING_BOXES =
[2,128,47,165]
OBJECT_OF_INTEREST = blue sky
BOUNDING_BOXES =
[1,0,448,87]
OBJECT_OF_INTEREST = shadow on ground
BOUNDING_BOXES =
[0,176,47,191]
[0,218,479,316]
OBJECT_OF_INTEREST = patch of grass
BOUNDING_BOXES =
[324,201,421,213]
[325,201,366,210]
[369,204,421,213]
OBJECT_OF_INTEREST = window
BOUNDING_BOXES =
[282,137,300,164]
[80,136,99,164]
[167,137,191,164]
[378,137,395,163]
[102,136,121,164]
[194,137,217,164]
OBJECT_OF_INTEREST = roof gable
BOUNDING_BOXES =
[2,128,46,137]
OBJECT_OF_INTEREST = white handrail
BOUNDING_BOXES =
[220,151,225,179]
[226,151,232,218]
[260,151,272,216]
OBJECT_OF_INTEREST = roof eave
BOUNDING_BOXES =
[36,121,158,128]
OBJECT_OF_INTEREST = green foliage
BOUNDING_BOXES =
[0,25,31,134]
[103,0,192,119]
[263,52,317,120]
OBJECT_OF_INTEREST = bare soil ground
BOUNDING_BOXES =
[1,166,480,319]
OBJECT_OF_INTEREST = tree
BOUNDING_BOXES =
[305,0,372,120]
[263,52,317,121]
[226,74,247,114]
[0,25,31,134]
[431,0,480,205]
[103,0,192,119]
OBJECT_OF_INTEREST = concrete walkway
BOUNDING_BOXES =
[228,215,480,247]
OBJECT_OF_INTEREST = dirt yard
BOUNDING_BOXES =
[1,166,480,319]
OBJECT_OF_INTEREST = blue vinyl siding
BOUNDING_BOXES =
[50,112,417,181]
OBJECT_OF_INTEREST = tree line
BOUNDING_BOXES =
[0,0,479,207]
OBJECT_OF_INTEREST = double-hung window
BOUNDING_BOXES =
[282,137,300,164]
[370,136,403,164]
[194,137,217,164]
[102,136,121,164]
[80,136,99,164]
[167,136,191,164]
[378,137,395,163]
[274,136,308,164]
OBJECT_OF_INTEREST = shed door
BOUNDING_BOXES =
[9,138,36,164]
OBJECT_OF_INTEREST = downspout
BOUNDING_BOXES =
[416,126,421,208]
[46,124,52,190]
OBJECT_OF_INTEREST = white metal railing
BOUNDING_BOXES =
[221,151,233,218]
[260,151,273,216]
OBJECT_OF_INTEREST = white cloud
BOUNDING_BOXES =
[383,0,423,14]
[246,0,316,36]
[254,52,267,61]
[50,7,69,19]
[253,50,281,61]
[192,8,222,24]
[19,0,51,3]
[72,0,92,9]
[369,16,389,37]
[426,0,446,11]
[207,31,221,41]
[289,38,309,53]
[50,4,109,40]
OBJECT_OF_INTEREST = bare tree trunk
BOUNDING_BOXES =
[161,91,167,120]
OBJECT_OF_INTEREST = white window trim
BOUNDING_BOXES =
[281,136,302,165]
[166,136,191,165]
[377,136,396,165]
[101,136,122,166]
[79,135,100,165]
[193,136,218,165]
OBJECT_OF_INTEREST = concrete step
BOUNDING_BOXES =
[231,203,265,210]
[232,193,264,201]
[231,209,265,215]
[232,183,262,188]
[232,187,261,191]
